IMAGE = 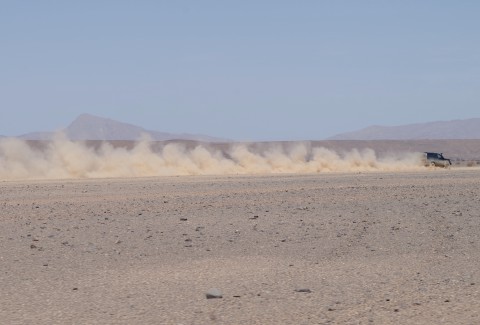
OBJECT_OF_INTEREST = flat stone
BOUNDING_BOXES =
[295,288,312,293]
[206,288,223,299]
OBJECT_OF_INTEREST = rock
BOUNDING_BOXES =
[206,288,223,299]
[295,288,312,293]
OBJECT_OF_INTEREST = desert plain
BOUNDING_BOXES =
[1,167,480,325]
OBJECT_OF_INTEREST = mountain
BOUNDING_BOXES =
[20,114,227,142]
[329,118,480,140]
[64,114,172,140]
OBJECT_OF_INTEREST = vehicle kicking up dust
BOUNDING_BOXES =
[423,152,452,168]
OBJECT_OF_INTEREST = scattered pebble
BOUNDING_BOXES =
[206,288,223,299]
[295,288,312,293]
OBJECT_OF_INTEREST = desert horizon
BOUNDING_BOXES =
[4,2,480,324]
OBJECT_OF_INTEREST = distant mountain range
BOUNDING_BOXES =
[329,118,480,140]
[4,115,479,142]
[18,114,227,142]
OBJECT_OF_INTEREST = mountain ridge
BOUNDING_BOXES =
[19,114,228,142]
[329,118,480,140]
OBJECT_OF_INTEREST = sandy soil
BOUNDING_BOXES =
[1,169,480,324]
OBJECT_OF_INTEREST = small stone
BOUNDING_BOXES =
[295,288,312,293]
[206,288,223,299]
[180,218,188,221]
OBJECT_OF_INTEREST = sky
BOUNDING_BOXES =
[1,1,479,141]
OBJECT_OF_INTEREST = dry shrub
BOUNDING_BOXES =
[466,161,477,167]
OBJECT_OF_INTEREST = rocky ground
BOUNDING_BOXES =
[1,169,480,324]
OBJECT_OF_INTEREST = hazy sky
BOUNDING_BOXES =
[1,1,479,140]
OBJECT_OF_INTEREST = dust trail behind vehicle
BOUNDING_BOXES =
[0,136,425,180]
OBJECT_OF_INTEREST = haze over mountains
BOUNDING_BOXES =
[18,114,227,142]
[3,114,480,141]
[329,118,480,140]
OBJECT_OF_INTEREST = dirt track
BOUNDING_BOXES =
[1,169,480,324]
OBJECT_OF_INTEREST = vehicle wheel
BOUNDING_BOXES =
[430,161,436,167]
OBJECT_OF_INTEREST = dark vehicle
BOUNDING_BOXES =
[423,152,452,168]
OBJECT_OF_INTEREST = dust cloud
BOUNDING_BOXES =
[0,136,424,180]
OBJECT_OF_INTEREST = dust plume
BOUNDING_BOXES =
[0,136,425,180]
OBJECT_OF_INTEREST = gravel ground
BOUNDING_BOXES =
[1,169,480,324]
